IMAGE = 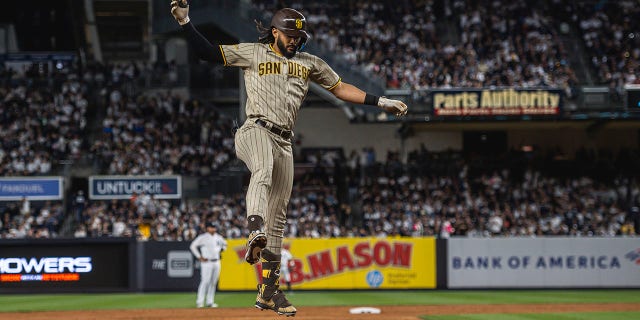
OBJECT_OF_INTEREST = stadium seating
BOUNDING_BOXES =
[91,91,236,176]
[0,67,87,176]
[66,147,638,240]
[570,0,640,92]
[2,1,639,240]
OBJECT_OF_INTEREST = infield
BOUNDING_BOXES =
[0,290,638,319]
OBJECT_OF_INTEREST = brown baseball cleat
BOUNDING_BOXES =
[245,230,267,264]
[255,291,297,317]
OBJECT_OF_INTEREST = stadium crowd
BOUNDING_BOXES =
[570,0,640,94]
[0,59,187,177]
[253,0,638,100]
[253,0,578,98]
[2,1,640,240]
[0,198,65,239]
[0,65,88,176]
[90,91,235,176]
[0,59,231,239]
[61,147,638,241]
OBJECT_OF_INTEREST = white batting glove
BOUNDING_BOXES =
[378,97,408,116]
[170,0,190,25]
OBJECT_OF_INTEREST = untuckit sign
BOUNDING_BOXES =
[89,175,182,199]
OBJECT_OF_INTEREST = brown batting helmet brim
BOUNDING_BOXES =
[277,27,310,40]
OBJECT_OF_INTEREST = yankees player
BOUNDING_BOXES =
[280,248,293,293]
[189,222,227,308]
[171,1,408,316]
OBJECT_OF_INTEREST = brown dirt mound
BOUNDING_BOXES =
[2,303,639,320]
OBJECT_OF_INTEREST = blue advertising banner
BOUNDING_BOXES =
[89,176,182,200]
[0,177,63,201]
[431,88,563,116]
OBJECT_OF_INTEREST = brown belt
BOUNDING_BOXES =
[255,119,292,139]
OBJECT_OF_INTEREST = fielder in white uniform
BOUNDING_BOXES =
[190,222,227,308]
[280,248,293,292]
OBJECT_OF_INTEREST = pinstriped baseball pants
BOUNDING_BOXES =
[234,119,294,255]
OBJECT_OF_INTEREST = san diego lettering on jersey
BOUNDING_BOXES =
[258,61,309,80]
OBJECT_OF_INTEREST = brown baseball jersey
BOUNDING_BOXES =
[220,43,341,130]
[222,42,340,254]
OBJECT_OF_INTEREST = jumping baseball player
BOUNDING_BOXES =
[189,222,227,308]
[171,1,408,316]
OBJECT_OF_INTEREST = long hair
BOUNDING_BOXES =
[255,20,274,44]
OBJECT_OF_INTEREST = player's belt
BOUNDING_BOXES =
[204,259,219,262]
[255,119,292,139]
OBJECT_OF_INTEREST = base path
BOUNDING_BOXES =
[3,303,639,320]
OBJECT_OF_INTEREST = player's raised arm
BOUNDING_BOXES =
[170,0,225,64]
[330,81,408,116]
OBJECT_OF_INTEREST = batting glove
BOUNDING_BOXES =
[170,0,190,25]
[378,97,408,116]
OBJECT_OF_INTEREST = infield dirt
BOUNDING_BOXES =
[2,303,639,320]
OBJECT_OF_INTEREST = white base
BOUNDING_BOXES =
[349,307,381,314]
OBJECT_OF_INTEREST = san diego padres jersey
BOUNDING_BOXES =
[219,43,341,130]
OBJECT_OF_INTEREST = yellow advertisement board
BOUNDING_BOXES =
[219,237,436,290]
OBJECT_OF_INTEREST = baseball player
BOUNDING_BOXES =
[280,248,293,293]
[171,1,408,316]
[189,222,227,308]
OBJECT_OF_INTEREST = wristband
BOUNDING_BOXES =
[364,93,379,106]
[178,16,191,25]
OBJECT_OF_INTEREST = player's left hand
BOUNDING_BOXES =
[378,97,408,116]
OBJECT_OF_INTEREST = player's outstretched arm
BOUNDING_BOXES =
[170,0,224,64]
[330,81,408,116]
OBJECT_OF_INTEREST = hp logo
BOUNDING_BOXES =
[366,270,383,288]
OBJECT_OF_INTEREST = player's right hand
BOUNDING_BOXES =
[170,0,190,25]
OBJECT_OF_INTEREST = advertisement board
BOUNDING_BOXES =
[0,177,63,201]
[89,175,182,200]
[625,84,640,109]
[141,241,200,291]
[448,237,640,288]
[0,240,130,292]
[431,88,563,116]
[219,237,436,290]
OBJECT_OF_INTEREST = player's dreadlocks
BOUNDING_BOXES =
[255,20,274,44]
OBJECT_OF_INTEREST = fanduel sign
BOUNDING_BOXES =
[89,175,182,199]
[0,177,63,200]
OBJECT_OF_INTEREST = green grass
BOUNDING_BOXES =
[422,312,640,320]
[0,290,638,313]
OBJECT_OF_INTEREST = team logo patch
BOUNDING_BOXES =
[295,19,303,29]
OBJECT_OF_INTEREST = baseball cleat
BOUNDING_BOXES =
[255,292,297,317]
[245,230,267,264]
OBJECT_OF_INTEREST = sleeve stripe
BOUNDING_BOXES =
[219,45,228,66]
[327,78,342,91]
